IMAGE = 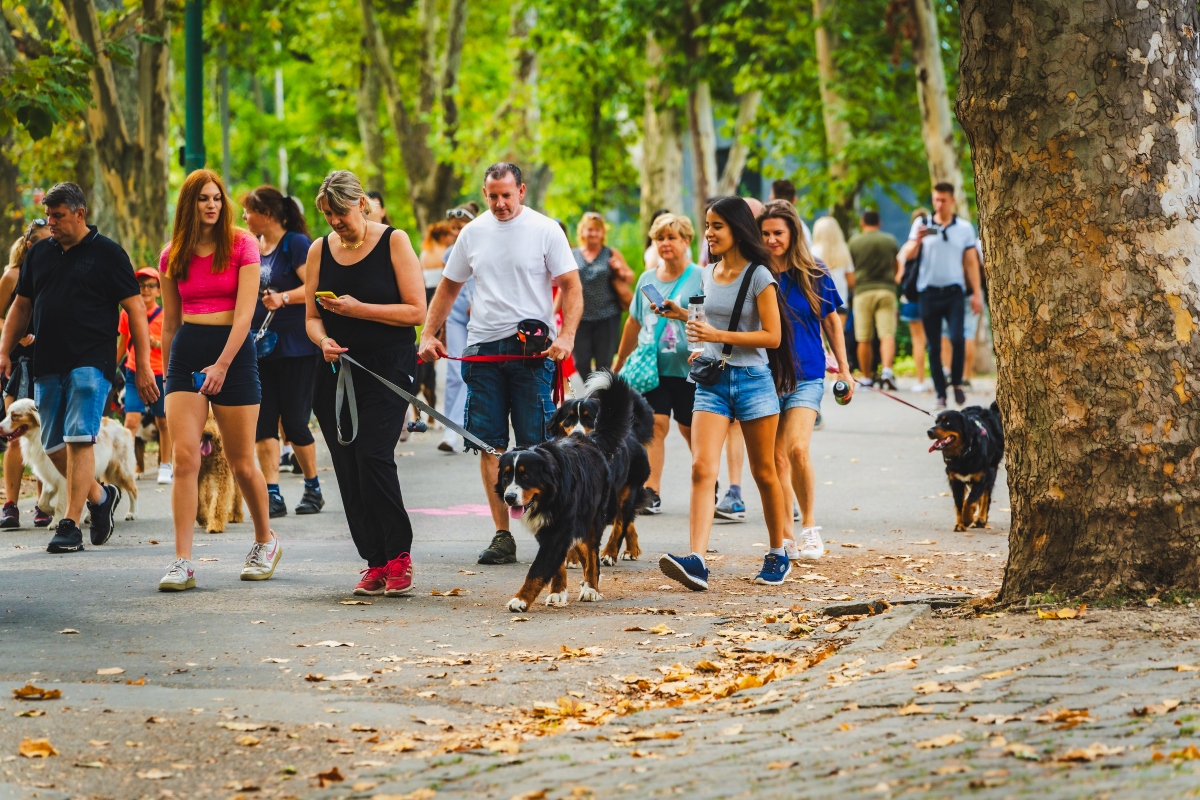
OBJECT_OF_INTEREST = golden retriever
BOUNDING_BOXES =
[196,411,243,533]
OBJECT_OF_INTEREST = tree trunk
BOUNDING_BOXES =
[908,0,968,217]
[356,56,386,195]
[639,33,684,238]
[504,3,550,210]
[360,0,467,233]
[715,90,762,196]
[958,0,1200,601]
[0,23,22,243]
[61,0,169,262]
[813,0,858,235]
[687,80,718,223]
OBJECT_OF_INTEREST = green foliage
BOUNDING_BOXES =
[0,45,94,142]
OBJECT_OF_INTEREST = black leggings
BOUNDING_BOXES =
[312,348,415,567]
[255,355,317,445]
[572,315,622,380]
[919,285,965,399]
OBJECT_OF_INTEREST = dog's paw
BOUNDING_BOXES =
[545,591,569,607]
[124,512,136,521]
[565,561,581,570]
[971,520,989,529]
[953,523,967,532]
[578,583,602,602]
[507,598,528,612]
[599,554,615,567]
[620,551,639,561]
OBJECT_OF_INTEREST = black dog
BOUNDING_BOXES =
[496,371,635,611]
[927,402,1005,531]
[549,379,654,564]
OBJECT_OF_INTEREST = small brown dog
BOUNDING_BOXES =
[196,412,243,533]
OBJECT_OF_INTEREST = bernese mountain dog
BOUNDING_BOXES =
[548,381,654,564]
[496,371,636,611]
[927,402,1005,531]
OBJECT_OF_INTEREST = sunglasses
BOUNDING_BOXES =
[446,208,475,221]
[24,219,47,243]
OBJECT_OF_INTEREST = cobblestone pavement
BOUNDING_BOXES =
[3,381,1194,799]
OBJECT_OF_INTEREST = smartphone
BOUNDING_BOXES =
[315,291,338,300]
[192,372,207,391]
[640,284,666,308]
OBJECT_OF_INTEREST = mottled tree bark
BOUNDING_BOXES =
[355,56,386,195]
[813,0,857,234]
[0,22,22,243]
[908,0,968,217]
[958,0,1200,601]
[715,91,763,197]
[639,33,684,238]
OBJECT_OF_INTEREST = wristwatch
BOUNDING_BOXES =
[281,293,290,306]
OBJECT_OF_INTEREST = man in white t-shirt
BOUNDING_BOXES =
[418,163,582,565]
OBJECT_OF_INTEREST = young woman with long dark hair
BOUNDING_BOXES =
[656,196,798,590]
[158,169,279,591]
[760,201,853,562]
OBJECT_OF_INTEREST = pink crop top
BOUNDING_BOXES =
[159,231,260,314]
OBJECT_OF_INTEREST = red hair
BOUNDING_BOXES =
[166,169,235,281]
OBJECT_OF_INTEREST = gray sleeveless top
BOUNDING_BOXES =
[573,246,621,321]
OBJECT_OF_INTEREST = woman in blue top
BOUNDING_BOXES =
[242,186,323,517]
[760,201,854,562]
[656,196,798,590]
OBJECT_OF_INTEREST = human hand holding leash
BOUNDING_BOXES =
[417,332,446,363]
[320,336,349,363]
[541,332,574,362]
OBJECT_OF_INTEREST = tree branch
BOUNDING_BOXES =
[358,0,414,144]
[716,90,762,196]
[61,0,133,155]
[439,0,467,138]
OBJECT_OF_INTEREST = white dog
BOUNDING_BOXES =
[0,398,138,522]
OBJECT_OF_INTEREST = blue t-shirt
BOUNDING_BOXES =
[252,231,319,360]
[778,260,842,382]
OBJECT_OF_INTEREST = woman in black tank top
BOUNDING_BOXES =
[304,170,427,597]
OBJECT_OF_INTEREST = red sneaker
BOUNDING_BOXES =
[384,553,413,597]
[354,565,387,596]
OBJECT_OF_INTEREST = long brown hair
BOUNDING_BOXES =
[758,200,824,317]
[167,169,235,281]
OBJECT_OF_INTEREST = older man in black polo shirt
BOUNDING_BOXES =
[0,183,159,553]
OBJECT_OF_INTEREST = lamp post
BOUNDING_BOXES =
[183,0,206,172]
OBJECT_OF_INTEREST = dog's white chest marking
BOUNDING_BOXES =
[570,422,587,435]
[950,473,975,484]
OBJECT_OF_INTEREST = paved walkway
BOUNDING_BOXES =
[6,381,1191,798]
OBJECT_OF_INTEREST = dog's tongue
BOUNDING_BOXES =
[200,440,213,457]
[508,505,526,520]
[928,437,952,453]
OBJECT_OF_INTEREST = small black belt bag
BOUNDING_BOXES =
[688,264,761,386]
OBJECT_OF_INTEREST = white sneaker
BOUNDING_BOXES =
[159,558,196,591]
[241,534,281,581]
[783,538,800,561]
[911,381,931,394]
[798,526,824,560]
[157,463,173,485]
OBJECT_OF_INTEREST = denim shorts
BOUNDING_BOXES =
[781,378,824,413]
[943,297,981,339]
[900,301,921,323]
[692,364,780,422]
[34,367,111,454]
[123,367,165,418]
[462,334,556,450]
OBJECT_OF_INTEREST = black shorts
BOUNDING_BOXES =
[644,375,695,427]
[256,355,317,445]
[164,323,260,406]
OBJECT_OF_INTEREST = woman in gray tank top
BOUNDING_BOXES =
[571,212,633,379]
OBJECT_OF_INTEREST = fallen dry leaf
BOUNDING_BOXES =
[19,738,58,758]
[954,680,981,693]
[430,588,467,596]
[1035,707,1092,729]
[373,790,437,800]
[235,735,260,747]
[197,557,219,562]
[312,640,353,647]
[15,709,45,717]
[349,723,377,732]
[611,729,684,743]
[135,768,173,779]
[874,657,921,673]
[840,542,861,548]
[695,660,722,673]
[305,674,325,682]
[261,658,290,663]
[325,672,373,682]
[1133,699,1181,717]
[898,703,933,716]
[486,738,520,754]
[1036,603,1086,620]
[340,600,372,605]
[913,681,948,695]
[218,722,268,732]
[721,724,744,736]
[1175,664,1200,672]
[971,714,1024,725]
[58,628,79,634]
[510,792,548,800]
[1054,742,1124,762]
[915,733,964,749]
[371,737,418,754]
[767,761,797,769]
[74,761,105,769]
[1156,744,1200,760]
[12,684,62,701]
[932,764,971,775]
[125,676,146,685]
[935,665,970,675]
[981,669,1014,680]
[316,766,345,787]
[96,667,125,676]
[650,623,675,636]
[1003,743,1038,760]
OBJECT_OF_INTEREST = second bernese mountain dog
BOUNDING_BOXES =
[496,371,635,611]
[927,402,1005,531]
[548,381,655,564]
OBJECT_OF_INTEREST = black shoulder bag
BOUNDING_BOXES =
[688,264,761,386]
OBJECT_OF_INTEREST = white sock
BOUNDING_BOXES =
[882,367,893,378]
[280,444,294,457]
[689,552,706,569]
[769,546,786,556]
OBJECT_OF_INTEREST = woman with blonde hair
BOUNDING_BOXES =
[810,216,854,311]
[158,169,279,591]
[572,211,634,379]
[304,170,426,597]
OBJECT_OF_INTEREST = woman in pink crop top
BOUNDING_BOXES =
[157,168,280,592]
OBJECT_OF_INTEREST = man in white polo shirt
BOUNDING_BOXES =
[899,182,983,409]
[418,163,582,565]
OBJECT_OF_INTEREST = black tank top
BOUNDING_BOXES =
[317,228,415,353]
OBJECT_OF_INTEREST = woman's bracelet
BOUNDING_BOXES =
[319,336,331,348]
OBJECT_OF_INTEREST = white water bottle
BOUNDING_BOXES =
[687,295,706,352]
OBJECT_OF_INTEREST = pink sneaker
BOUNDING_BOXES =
[384,553,413,597]
[354,565,387,596]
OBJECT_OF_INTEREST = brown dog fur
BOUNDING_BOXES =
[196,412,243,533]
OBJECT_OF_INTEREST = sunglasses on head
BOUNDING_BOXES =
[446,208,475,221]
[24,219,47,241]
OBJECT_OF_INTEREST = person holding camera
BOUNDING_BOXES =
[898,183,983,409]
[418,163,581,567]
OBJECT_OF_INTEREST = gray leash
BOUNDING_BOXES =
[335,354,499,456]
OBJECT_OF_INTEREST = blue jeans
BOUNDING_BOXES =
[123,367,165,418]
[919,285,965,399]
[462,335,556,450]
[693,365,780,422]
[34,367,111,453]
[781,378,824,413]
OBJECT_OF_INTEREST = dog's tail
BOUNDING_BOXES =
[584,369,635,457]
[631,392,656,446]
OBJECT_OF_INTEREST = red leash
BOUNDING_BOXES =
[420,353,565,404]
[826,365,933,417]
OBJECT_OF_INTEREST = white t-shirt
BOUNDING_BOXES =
[443,206,577,345]
[906,215,978,292]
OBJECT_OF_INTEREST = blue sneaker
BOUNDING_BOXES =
[714,487,746,521]
[659,553,709,591]
[753,552,791,586]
